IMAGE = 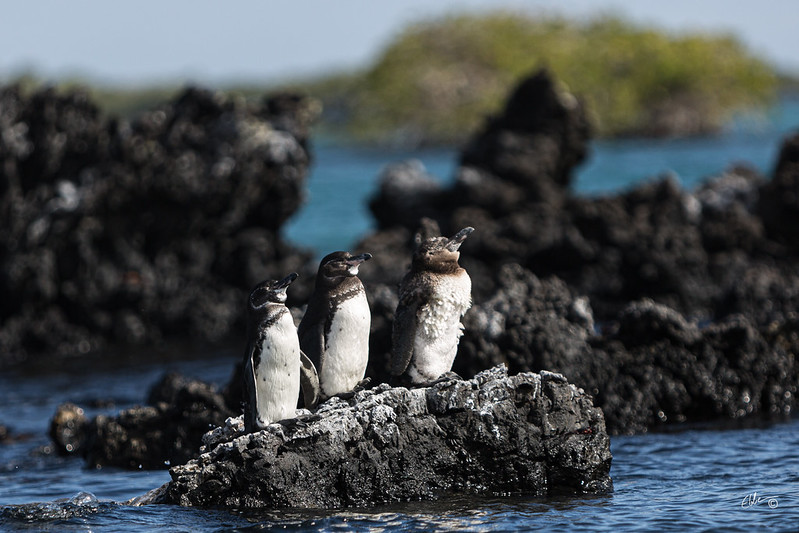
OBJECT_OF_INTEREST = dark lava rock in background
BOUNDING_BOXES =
[359,68,799,323]
[590,302,796,433]
[459,68,590,194]
[358,68,594,308]
[50,372,236,469]
[456,265,796,434]
[0,85,319,367]
[758,132,799,249]
[161,366,612,509]
[49,403,89,455]
[456,264,596,384]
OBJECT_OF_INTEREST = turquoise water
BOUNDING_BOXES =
[2,98,799,531]
[284,144,458,255]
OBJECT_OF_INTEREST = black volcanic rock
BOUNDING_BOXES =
[51,372,236,469]
[459,69,591,194]
[161,366,612,509]
[457,264,595,382]
[0,85,318,366]
[360,70,799,325]
[589,303,796,433]
[759,132,799,248]
[359,68,594,306]
[49,403,90,455]
[369,160,444,230]
[455,267,796,434]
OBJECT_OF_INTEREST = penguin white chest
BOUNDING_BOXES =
[253,312,301,425]
[411,270,472,382]
[320,290,370,398]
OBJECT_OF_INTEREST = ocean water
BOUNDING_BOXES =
[2,98,799,531]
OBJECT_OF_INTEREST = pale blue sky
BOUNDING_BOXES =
[2,0,798,86]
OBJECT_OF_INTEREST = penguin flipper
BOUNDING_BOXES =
[298,297,327,372]
[243,341,260,433]
[299,350,320,408]
[391,299,418,378]
[298,319,325,371]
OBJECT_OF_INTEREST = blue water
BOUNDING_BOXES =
[2,98,799,530]
[284,144,458,255]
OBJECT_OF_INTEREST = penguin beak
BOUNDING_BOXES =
[346,253,372,275]
[275,272,298,291]
[347,253,372,266]
[445,227,474,252]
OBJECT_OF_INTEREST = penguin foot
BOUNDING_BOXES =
[331,378,372,402]
[420,371,463,388]
[279,413,321,430]
[354,377,372,391]
[332,390,356,401]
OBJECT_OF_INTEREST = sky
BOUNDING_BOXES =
[1,0,798,87]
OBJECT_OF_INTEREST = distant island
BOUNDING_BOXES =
[298,12,778,145]
[12,11,784,147]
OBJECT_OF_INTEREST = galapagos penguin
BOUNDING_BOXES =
[298,251,372,402]
[391,227,474,386]
[243,273,320,433]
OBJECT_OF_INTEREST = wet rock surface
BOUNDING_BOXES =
[161,366,611,509]
[0,85,318,367]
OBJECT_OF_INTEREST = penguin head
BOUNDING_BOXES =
[249,272,298,309]
[413,227,474,272]
[317,251,372,283]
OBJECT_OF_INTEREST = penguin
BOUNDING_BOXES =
[391,227,474,386]
[298,251,372,402]
[243,273,320,433]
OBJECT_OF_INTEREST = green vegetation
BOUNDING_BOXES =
[312,12,778,144]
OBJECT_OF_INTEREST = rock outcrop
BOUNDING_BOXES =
[456,265,797,434]
[359,69,799,324]
[161,366,611,509]
[758,132,799,249]
[50,372,236,469]
[0,85,318,367]
[357,68,799,432]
